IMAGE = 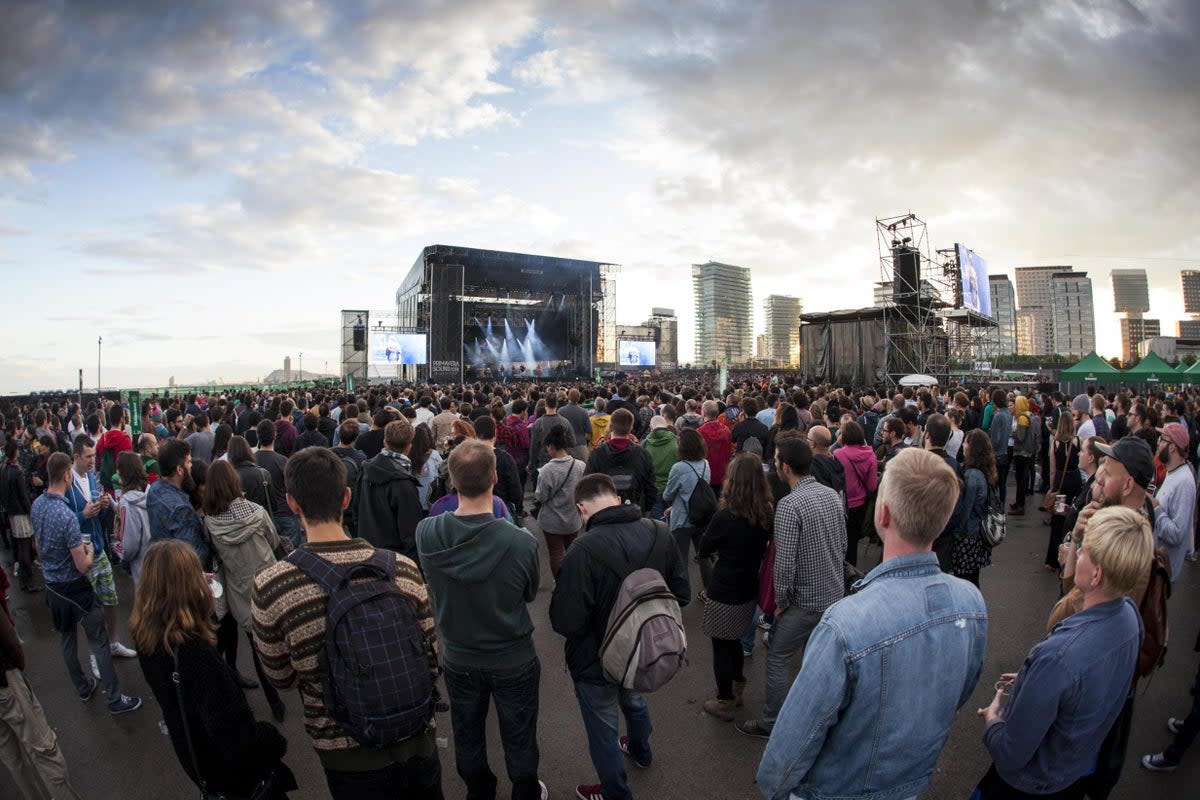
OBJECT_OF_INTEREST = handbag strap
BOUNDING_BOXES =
[172,646,210,797]
[547,460,577,505]
[1052,441,1074,493]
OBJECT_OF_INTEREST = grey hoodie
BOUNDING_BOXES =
[118,489,150,585]
[205,499,281,628]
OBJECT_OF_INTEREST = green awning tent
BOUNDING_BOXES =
[1119,351,1182,384]
[1058,352,1121,383]
[1183,359,1200,376]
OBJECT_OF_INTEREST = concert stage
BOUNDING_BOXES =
[394,245,616,383]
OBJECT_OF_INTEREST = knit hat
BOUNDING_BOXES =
[1071,394,1091,415]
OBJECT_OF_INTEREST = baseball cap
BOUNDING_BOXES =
[1158,422,1189,454]
[1094,436,1155,489]
[1071,394,1091,415]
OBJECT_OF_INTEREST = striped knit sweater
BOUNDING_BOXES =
[251,537,439,752]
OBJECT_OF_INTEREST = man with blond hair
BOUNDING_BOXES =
[976,506,1150,798]
[758,447,986,800]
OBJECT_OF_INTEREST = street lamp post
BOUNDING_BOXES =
[299,352,303,382]
[97,336,103,395]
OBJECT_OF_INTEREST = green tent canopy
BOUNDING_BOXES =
[1184,359,1200,375]
[1058,352,1121,382]
[1120,351,1182,384]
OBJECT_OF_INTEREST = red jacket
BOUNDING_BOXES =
[95,429,133,490]
[698,420,734,487]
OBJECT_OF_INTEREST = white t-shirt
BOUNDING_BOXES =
[1077,417,1097,441]
[946,429,965,460]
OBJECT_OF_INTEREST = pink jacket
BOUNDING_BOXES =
[836,444,879,509]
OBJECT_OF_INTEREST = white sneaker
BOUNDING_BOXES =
[110,642,137,658]
[539,780,548,800]
[90,655,101,680]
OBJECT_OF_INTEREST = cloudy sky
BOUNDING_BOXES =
[1,0,1197,392]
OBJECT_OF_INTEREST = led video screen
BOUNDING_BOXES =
[956,243,992,317]
[368,331,428,365]
[618,340,656,367]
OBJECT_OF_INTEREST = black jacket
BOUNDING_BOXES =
[549,504,690,684]
[358,452,426,563]
[493,445,524,516]
[698,508,770,605]
[356,428,387,459]
[317,416,338,446]
[233,461,273,515]
[810,454,845,497]
[0,462,31,515]
[584,439,656,512]
[138,637,294,797]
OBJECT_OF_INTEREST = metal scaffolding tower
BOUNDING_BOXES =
[877,213,952,383]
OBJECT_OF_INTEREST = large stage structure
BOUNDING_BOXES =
[391,245,616,383]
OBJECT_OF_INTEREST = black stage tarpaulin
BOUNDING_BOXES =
[801,308,888,386]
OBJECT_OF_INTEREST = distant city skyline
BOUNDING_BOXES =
[1,3,1197,391]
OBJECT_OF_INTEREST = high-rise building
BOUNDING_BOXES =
[1111,269,1150,313]
[763,294,803,365]
[1014,266,1069,356]
[1120,317,1161,364]
[1016,310,1048,357]
[1050,272,1096,358]
[692,261,752,366]
[283,356,292,381]
[988,275,1017,355]
[1182,270,1200,315]
[1015,266,1095,357]
[1178,319,1200,339]
[644,307,678,367]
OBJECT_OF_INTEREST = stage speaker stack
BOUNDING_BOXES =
[891,246,921,320]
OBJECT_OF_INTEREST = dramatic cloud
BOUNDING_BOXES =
[1,0,1197,390]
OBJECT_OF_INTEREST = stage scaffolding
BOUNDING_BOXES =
[877,213,953,383]
[598,264,620,365]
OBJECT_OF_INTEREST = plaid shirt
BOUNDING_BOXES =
[773,476,847,613]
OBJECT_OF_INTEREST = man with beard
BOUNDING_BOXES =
[1151,422,1195,582]
[146,438,210,567]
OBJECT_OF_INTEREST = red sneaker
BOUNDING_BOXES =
[576,784,607,800]
[618,735,651,768]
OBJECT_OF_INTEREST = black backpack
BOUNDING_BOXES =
[286,548,434,748]
[685,463,717,528]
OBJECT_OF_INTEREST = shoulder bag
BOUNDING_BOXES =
[532,460,577,519]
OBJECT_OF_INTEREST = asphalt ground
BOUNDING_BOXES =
[2,497,1197,800]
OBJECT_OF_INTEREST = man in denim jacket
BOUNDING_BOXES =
[758,448,987,800]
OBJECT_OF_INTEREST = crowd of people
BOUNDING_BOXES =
[0,375,1197,799]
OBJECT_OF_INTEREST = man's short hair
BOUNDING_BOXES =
[511,399,528,416]
[384,418,415,452]
[448,439,495,499]
[878,448,959,546]
[47,452,72,485]
[256,418,276,445]
[897,406,918,427]
[72,436,94,457]
[338,419,360,445]
[610,408,635,436]
[158,438,191,479]
[924,414,951,448]
[807,426,832,450]
[544,393,559,410]
[775,436,812,477]
[545,424,572,452]
[574,473,618,505]
[1082,506,1154,597]
[108,404,125,428]
[194,412,209,429]
[883,417,906,440]
[285,447,346,525]
[137,433,156,454]
[473,416,497,440]
[701,400,719,419]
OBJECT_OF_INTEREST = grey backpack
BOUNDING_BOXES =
[581,520,687,692]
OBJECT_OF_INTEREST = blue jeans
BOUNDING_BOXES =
[741,606,762,654]
[573,681,652,800]
[274,514,304,548]
[442,656,542,800]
